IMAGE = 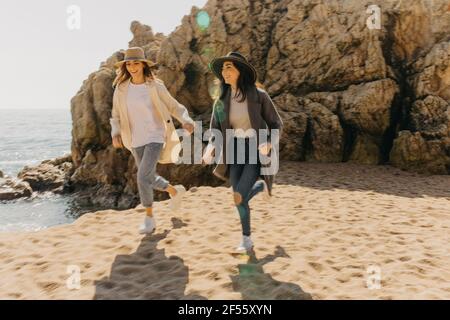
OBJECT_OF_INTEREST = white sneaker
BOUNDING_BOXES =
[236,235,254,252]
[261,180,271,203]
[169,185,186,212]
[139,216,155,234]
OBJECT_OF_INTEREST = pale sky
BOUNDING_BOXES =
[0,0,208,109]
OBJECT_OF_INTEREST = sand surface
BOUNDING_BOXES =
[0,161,449,299]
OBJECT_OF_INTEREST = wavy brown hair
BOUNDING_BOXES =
[112,61,157,87]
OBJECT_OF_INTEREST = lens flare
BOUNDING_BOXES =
[208,80,221,100]
[213,99,225,122]
[196,10,211,31]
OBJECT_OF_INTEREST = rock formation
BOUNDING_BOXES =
[17,154,74,194]
[0,155,74,201]
[156,0,449,171]
[65,0,449,207]
[69,21,223,208]
[0,174,32,201]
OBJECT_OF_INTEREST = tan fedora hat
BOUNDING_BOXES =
[114,47,158,69]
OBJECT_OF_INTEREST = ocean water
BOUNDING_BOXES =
[0,108,81,232]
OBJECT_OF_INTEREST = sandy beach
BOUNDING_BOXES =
[0,161,449,300]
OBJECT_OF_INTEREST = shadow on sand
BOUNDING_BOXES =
[276,161,450,199]
[94,217,206,300]
[230,246,313,300]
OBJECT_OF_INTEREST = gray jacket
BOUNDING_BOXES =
[208,87,283,195]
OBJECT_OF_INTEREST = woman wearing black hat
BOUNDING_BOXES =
[203,52,283,252]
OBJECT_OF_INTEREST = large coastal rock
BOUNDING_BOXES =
[156,0,449,172]
[17,155,74,194]
[0,155,73,202]
[68,0,450,207]
[0,174,32,201]
[390,40,450,174]
[70,21,223,208]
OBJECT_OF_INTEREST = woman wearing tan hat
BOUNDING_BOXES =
[203,52,283,252]
[110,47,195,234]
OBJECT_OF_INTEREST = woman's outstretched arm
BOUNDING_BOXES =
[156,81,194,126]
[110,88,123,148]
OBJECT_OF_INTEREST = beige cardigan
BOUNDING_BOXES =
[110,77,194,164]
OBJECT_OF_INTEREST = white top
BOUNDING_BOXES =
[126,81,166,148]
[229,91,255,138]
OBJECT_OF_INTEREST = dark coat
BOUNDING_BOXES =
[209,87,283,195]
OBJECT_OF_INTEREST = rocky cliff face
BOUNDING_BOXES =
[157,0,449,171]
[69,21,222,208]
[68,0,450,208]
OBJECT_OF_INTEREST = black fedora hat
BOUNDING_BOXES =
[209,51,257,83]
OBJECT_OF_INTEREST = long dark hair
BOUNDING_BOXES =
[218,61,257,103]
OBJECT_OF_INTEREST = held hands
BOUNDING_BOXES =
[112,123,194,149]
[112,125,269,157]
[258,142,272,156]
[202,142,271,164]
[112,135,124,149]
[182,123,194,135]
[202,144,215,165]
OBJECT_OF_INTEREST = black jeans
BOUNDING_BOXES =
[229,137,264,236]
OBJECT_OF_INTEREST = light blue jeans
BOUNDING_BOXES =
[131,142,169,208]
